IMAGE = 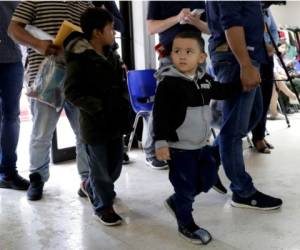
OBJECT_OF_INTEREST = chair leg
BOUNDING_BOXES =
[127,114,141,152]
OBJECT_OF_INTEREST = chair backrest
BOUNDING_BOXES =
[127,69,157,113]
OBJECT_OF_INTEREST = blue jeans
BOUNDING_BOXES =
[85,137,123,213]
[252,56,274,142]
[211,52,262,197]
[29,99,89,182]
[0,62,23,177]
[168,146,218,226]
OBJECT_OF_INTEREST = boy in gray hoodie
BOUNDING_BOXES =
[153,31,244,244]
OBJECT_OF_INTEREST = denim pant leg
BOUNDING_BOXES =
[86,137,123,213]
[0,62,23,176]
[168,149,203,226]
[29,99,61,182]
[212,54,262,197]
[142,112,155,159]
[252,57,274,141]
[64,100,89,180]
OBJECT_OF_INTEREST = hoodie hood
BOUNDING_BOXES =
[64,31,94,54]
[64,31,108,63]
[155,64,206,84]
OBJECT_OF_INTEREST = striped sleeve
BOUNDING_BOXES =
[11,1,36,24]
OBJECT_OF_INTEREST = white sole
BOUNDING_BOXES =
[178,232,212,245]
[231,201,282,211]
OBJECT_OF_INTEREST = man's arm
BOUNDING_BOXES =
[185,13,210,34]
[147,8,190,35]
[8,21,61,56]
[225,26,261,91]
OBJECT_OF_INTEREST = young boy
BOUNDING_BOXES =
[64,8,131,226]
[153,31,244,244]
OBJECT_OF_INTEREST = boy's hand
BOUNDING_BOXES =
[36,40,63,56]
[156,147,171,161]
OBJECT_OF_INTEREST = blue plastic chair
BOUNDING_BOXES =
[126,69,157,152]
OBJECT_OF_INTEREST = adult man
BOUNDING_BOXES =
[206,1,282,209]
[0,1,29,191]
[8,1,93,200]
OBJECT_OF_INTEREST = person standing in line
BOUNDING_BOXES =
[8,1,93,201]
[0,1,29,191]
[206,1,283,209]
[251,6,279,153]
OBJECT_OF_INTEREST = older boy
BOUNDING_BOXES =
[64,8,131,226]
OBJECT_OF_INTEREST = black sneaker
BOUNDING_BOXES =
[164,196,176,218]
[77,178,88,198]
[0,173,29,190]
[95,207,123,226]
[145,157,168,170]
[212,176,227,194]
[178,222,212,245]
[123,152,130,165]
[27,172,44,201]
[231,190,283,210]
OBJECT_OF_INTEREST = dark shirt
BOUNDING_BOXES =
[0,1,22,63]
[147,1,205,52]
[206,1,266,63]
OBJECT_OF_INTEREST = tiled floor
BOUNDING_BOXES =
[1,113,300,250]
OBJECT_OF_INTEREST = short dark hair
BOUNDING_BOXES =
[80,8,113,40]
[173,31,205,52]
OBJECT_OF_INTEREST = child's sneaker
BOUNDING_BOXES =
[95,207,123,226]
[145,156,168,170]
[178,223,212,245]
[212,176,227,194]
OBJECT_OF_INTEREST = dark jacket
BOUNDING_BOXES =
[153,65,242,150]
[64,32,131,144]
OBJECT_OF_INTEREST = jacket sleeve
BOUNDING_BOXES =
[64,60,104,115]
[206,74,242,100]
[153,80,173,148]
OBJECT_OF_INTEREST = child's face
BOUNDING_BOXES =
[95,22,115,46]
[171,38,206,75]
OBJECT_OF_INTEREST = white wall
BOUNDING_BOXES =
[271,2,300,28]
[132,1,156,70]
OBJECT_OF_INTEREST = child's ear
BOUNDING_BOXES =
[198,52,207,64]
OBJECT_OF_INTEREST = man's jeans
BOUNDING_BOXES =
[29,99,89,182]
[212,52,262,197]
[85,137,123,213]
[0,62,23,177]
[168,146,218,226]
